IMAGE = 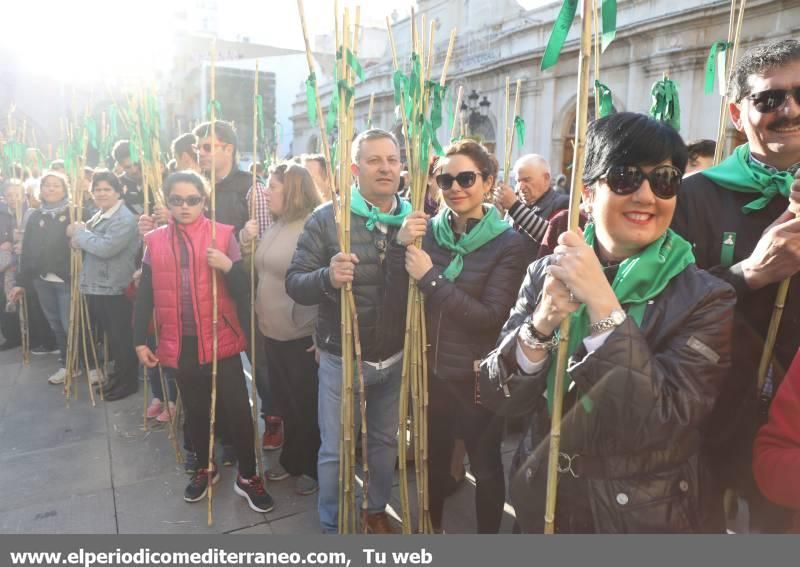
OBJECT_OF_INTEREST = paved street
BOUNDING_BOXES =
[0,346,520,534]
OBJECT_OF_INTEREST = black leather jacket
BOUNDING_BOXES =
[392,218,532,381]
[285,199,409,362]
[480,255,736,533]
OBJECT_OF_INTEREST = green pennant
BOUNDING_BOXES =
[305,73,318,126]
[594,80,615,117]
[345,48,365,81]
[705,41,733,94]
[601,0,616,51]
[85,117,98,150]
[255,94,265,142]
[649,78,681,132]
[447,88,456,141]
[541,0,579,71]
[326,67,340,133]
[513,115,526,150]
[206,99,222,120]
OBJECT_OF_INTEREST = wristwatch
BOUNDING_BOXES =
[519,321,560,352]
[589,308,627,336]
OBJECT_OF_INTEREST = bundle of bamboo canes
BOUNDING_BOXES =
[296,0,368,534]
[387,11,456,534]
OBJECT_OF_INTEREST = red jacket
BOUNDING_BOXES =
[753,348,800,533]
[144,216,246,369]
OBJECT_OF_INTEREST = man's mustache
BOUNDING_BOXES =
[768,115,800,131]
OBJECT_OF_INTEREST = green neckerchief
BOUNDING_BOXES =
[544,223,695,415]
[349,185,412,232]
[431,205,510,281]
[701,144,795,214]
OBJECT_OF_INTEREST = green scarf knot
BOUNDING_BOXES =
[544,223,695,414]
[349,186,411,232]
[431,206,510,281]
[701,144,795,214]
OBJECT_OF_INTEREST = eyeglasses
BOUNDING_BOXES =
[167,195,204,207]
[193,142,227,154]
[743,87,800,113]
[603,164,682,200]
[435,171,485,191]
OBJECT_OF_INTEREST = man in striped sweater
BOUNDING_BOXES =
[493,154,568,255]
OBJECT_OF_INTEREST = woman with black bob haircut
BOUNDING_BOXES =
[480,112,736,533]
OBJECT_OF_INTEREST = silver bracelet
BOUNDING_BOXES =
[519,322,560,352]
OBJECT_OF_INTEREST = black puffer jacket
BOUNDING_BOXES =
[392,216,532,381]
[480,255,736,533]
[215,170,253,236]
[285,198,409,362]
[18,207,71,288]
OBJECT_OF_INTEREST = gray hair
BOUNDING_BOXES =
[512,154,551,177]
[351,129,400,164]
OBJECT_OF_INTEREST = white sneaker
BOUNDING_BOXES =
[47,368,67,384]
[88,369,104,385]
[47,368,82,385]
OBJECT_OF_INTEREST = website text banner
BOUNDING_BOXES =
[1,535,796,567]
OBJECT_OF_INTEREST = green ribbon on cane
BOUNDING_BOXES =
[705,41,733,94]
[206,99,222,120]
[648,78,681,132]
[541,0,579,71]
[595,80,615,117]
[601,0,616,51]
[514,116,526,150]
[256,95,265,142]
[305,73,318,126]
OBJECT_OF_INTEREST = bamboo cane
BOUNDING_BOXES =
[153,320,182,464]
[756,170,800,391]
[78,297,97,408]
[504,79,522,183]
[451,86,464,142]
[80,296,106,403]
[367,93,375,129]
[593,0,601,117]
[207,37,219,527]
[249,61,266,482]
[14,201,30,366]
[713,0,744,165]
[543,0,593,535]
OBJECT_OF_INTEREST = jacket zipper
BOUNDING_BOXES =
[433,310,444,375]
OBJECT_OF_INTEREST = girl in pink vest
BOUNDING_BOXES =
[133,171,274,514]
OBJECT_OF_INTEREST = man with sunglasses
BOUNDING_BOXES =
[286,129,411,534]
[112,140,146,215]
[493,154,568,254]
[672,38,800,533]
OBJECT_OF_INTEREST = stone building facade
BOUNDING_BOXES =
[290,0,799,176]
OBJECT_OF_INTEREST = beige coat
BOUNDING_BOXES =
[253,217,318,341]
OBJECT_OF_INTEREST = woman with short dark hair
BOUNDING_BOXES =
[481,112,736,533]
[67,169,140,400]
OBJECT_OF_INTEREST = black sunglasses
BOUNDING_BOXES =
[743,87,800,114]
[603,165,682,200]
[435,171,485,191]
[168,195,204,207]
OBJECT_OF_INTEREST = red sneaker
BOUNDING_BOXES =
[262,416,284,451]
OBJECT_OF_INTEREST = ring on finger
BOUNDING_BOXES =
[568,290,578,303]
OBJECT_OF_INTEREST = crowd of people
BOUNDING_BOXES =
[0,38,799,534]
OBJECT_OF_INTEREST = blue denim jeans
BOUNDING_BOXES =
[317,350,402,533]
[33,279,70,364]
